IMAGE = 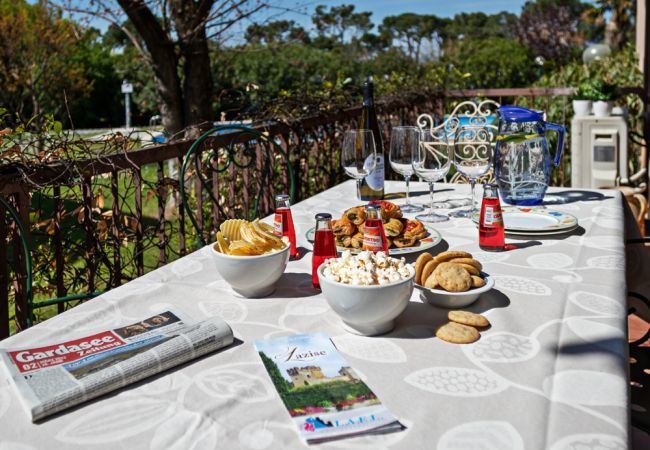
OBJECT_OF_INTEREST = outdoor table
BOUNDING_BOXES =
[0,180,632,449]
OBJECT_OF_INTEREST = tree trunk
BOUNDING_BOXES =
[117,0,185,134]
[180,26,214,134]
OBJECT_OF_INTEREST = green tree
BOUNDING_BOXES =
[56,0,267,134]
[443,11,517,41]
[259,352,290,394]
[67,28,124,128]
[0,0,91,124]
[312,4,373,47]
[444,37,537,88]
[380,13,448,63]
[245,20,309,45]
[516,0,591,65]
[584,0,635,50]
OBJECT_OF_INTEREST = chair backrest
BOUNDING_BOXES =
[417,100,500,183]
[180,125,295,247]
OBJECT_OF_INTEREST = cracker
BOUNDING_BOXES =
[424,272,439,289]
[434,250,473,263]
[415,253,433,284]
[456,263,480,276]
[448,257,483,271]
[448,310,490,328]
[433,262,471,292]
[436,322,480,344]
[471,275,486,288]
[420,260,439,286]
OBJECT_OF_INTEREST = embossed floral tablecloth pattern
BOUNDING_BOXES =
[0,181,632,450]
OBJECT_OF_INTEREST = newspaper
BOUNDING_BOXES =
[1,310,234,422]
[255,332,405,444]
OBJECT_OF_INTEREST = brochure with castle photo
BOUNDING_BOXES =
[255,332,404,444]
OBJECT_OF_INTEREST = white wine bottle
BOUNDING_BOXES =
[358,76,384,201]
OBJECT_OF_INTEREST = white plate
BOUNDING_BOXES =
[305,224,442,256]
[473,207,578,235]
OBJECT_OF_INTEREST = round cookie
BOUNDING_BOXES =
[415,253,433,284]
[434,250,473,263]
[424,272,439,289]
[448,310,490,328]
[448,257,483,271]
[436,322,480,344]
[420,260,439,286]
[471,275,486,288]
[433,262,471,292]
[454,263,479,276]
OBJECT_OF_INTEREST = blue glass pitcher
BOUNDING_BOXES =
[495,106,565,205]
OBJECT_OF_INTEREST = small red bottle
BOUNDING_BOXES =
[274,194,298,258]
[479,184,505,251]
[312,213,338,289]
[362,204,389,253]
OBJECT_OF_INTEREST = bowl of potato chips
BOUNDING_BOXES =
[211,219,290,298]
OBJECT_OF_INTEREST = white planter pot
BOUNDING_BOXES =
[593,101,613,117]
[572,100,592,117]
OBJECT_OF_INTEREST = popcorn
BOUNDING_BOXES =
[322,250,412,286]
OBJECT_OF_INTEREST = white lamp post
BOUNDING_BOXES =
[121,80,134,129]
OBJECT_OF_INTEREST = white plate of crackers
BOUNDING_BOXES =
[414,250,494,309]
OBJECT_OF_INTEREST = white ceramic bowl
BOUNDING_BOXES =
[210,243,290,298]
[416,274,494,309]
[317,263,415,336]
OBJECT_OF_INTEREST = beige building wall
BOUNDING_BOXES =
[639,0,647,71]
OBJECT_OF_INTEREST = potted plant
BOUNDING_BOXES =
[590,80,616,117]
[572,82,596,116]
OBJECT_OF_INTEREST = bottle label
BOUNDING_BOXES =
[273,213,283,236]
[483,206,503,227]
[362,226,383,251]
[364,154,385,191]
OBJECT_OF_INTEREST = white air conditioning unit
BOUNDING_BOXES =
[571,116,628,189]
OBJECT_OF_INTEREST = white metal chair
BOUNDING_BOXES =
[416,100,500,184]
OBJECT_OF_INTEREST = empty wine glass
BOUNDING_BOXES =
[389,126,424,213]
[341,129,377,199]
[412,128,451,223]
[450,125,494,218]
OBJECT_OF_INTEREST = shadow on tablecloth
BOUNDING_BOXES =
[388,288,511,339]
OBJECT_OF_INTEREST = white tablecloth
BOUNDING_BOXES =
[0,181,631,450]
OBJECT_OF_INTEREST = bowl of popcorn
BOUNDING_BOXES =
[317,250,415,336]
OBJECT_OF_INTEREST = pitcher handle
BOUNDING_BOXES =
[546,123,565,166]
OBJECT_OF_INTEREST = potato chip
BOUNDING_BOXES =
[220,219,247,241]
[229,240,261,256]
[216,231,230,255]
[217,218,287,256]
[251,220,284,249]
[259,222,275,234]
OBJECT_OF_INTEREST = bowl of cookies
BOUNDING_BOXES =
[414,251,494,309]
[317,250,415,336]
[211,219,290,298]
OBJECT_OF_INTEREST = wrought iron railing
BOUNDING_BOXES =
[0,87,594,337]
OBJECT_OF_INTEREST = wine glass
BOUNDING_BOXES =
[412,128,451,223]
[389,126,424,213]
[449,125,494,218]
[341,129,377,199]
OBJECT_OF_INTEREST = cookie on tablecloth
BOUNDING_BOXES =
[436,322,480,344]
[448,310,490,328]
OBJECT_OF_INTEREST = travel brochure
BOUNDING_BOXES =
[255,332,404,444]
